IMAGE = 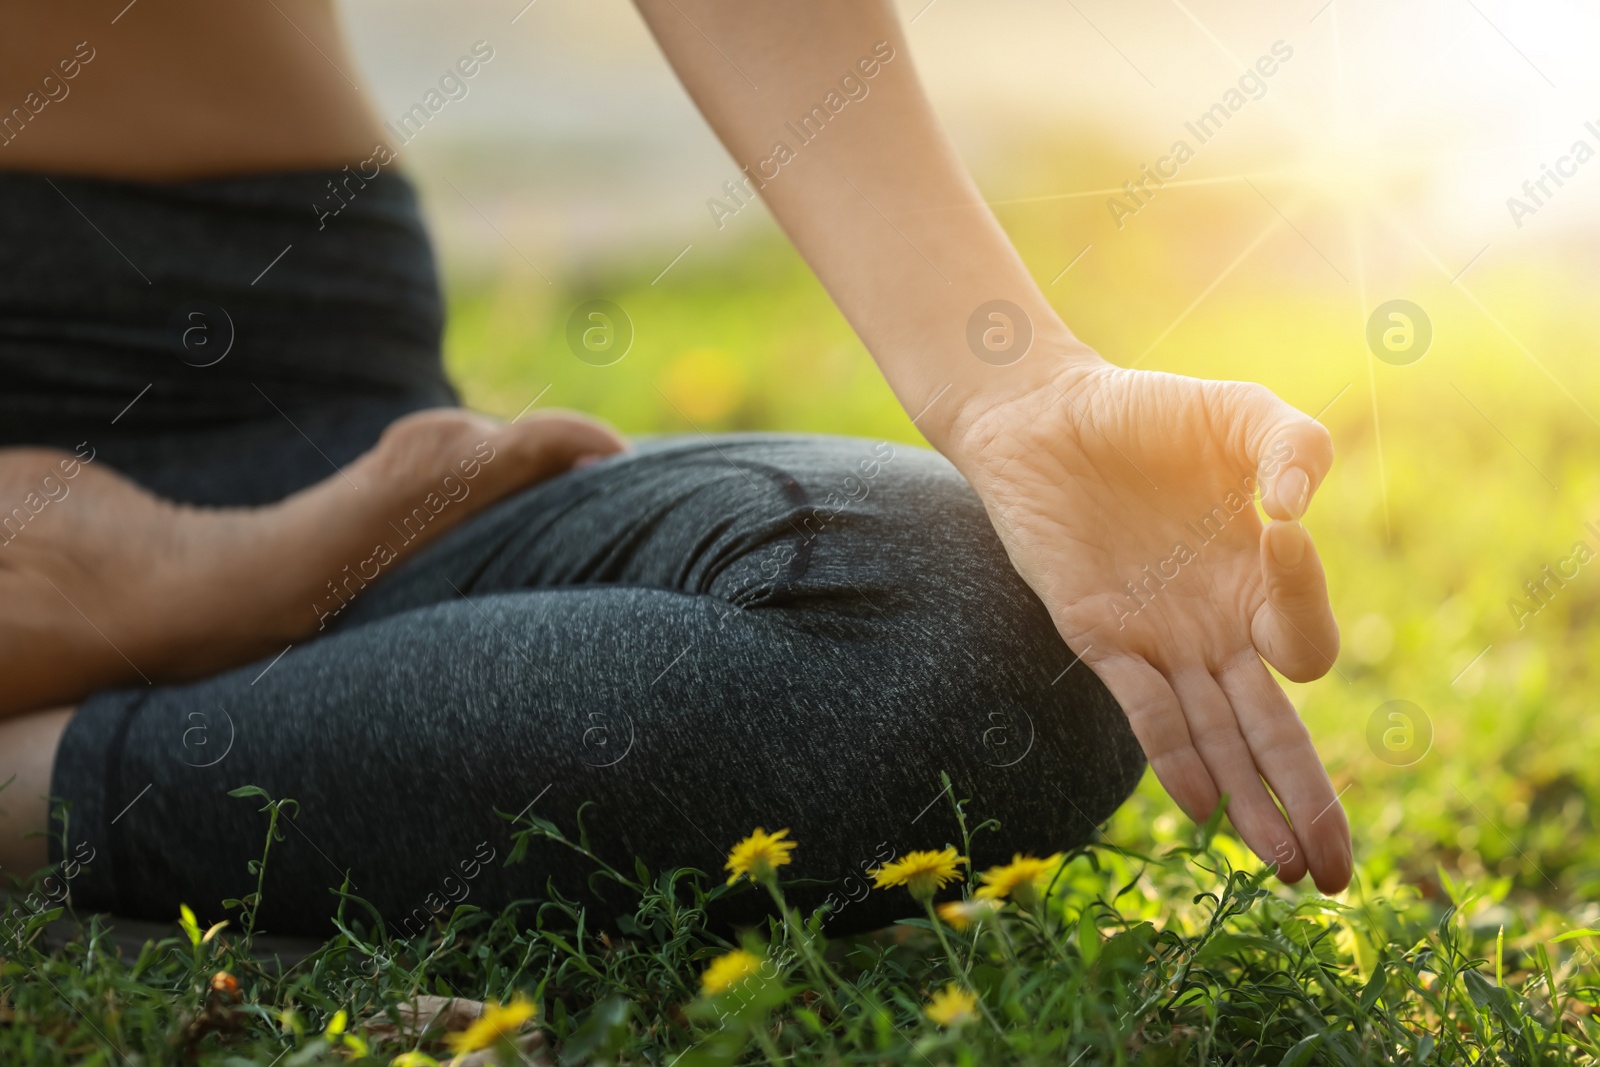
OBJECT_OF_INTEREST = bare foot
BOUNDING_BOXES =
[0,408,626,717]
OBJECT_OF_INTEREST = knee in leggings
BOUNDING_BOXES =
[570,436,1148,935]
[723,437,1148,845]
[860,448,1147,854]
[755,563,1145,937]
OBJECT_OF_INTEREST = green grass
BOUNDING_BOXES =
[9,162,1600,1062]
[6,778,1600,1064]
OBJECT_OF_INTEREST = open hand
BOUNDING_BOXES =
[950,357,1351,892]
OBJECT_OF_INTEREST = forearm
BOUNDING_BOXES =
[633,0,1096,455]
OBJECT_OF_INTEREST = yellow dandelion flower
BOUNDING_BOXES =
[724,827,796,885]
[870,848,968,901]
[700,949,763,996]
[936,898,1002,931]
[974,852,1067,901]
[444,995,538,1054]
[924,983,980,1027]
[390,1053,439,1067]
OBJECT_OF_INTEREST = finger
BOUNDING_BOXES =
[1216,653,1352,893]
[1090,655,1221,825]
[1214,382,1334,521]
[1166,667,1308,883]
[1253,520,1340,683]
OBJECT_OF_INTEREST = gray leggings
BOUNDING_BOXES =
[52,429,1145,937]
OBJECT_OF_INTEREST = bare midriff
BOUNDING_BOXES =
[0,0,382,179]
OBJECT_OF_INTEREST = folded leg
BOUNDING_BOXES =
[52,434,1145,936]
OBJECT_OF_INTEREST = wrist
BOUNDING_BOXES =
[918,329,1107,471]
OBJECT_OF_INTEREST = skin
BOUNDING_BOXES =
[0,1,1351,892]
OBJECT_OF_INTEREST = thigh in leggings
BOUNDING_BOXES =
[51,433,1145,937]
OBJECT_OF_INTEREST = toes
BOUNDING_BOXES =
[495,410,629,481]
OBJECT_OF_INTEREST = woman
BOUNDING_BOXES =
[0,1,1349,936]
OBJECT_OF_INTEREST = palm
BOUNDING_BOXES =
[957,361,1350,892]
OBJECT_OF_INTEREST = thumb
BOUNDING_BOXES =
[1254,519,1340,681]
[1215,382,1334,521]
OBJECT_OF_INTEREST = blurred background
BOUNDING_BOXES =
[340,0,1600,913]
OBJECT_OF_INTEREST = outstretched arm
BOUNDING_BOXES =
[636,0,1352,892]
[632,1,1061,452]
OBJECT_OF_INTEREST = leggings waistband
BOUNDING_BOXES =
[0,166,454,449]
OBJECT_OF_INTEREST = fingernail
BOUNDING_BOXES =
[1275,466,1310,519]
[1268,521,1306,568]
